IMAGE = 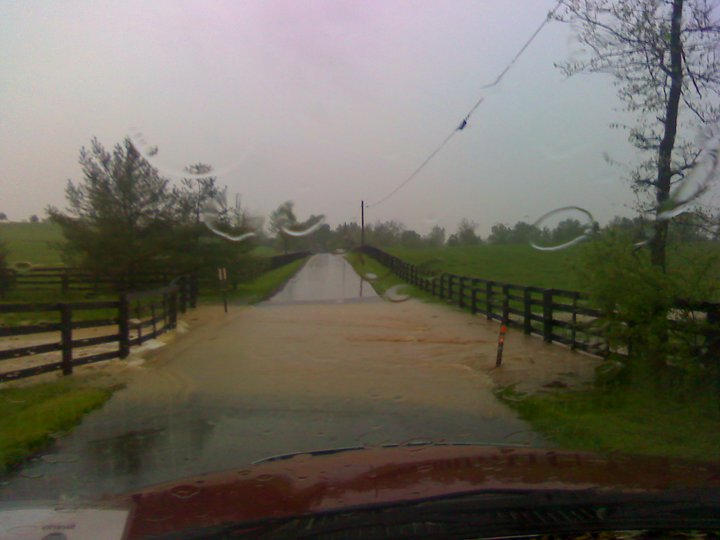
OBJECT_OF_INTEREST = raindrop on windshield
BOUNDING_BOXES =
[170,484,200,499]
[128,128,252,180]
[384,284,411,302]
[200,192,256,242]
[530,206,596,251]
[657,124,720,221]
[280,218,325,237]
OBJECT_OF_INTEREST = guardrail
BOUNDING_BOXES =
[359,245,720,360]
[0,275,197,382]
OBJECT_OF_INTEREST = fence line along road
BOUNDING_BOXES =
[0,275,198,383]
[0,252,310,297]
[359,245,720,361]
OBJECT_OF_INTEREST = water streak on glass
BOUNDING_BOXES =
[530,206,595,251]
[657,125,720,221]
[128,128,251,179]
[384,284,411,302]
[280,219,325,237]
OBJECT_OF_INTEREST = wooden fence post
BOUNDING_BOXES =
[179,276,188,314]
[118,294,130,359]
[571,292,578,349]
[458,277,466,309]
[431,277,436,297]
[471,287,478,315]
[151,304,158,338]
[60,303,73,376]
[169,291,178,329]
[189,274,198,309]
[486,281,494,320]
[439,274,445,299]
[706,305,720,361]
[447,275,454,301]
[61,272,69,295]
[543,289,553,343]
[502,284,510,323]
[523,288,532,335]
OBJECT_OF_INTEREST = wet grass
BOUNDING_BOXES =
[496,385,720,462]
[345,251,440,303]
[200,257,310,304]
[0,378,113,472]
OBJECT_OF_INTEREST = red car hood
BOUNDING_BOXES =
[117,444,720,539]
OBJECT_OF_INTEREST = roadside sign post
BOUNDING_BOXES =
[361,200,365,246]
[495,323,508,367]
[218,267,228,313]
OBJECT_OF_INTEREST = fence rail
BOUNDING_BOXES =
[0,267,177,296]
[0,275,197,383]
[360,245,720,360]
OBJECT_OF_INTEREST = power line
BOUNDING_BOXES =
[366,0,563,209]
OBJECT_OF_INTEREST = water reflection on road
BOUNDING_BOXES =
[267,253,379,304]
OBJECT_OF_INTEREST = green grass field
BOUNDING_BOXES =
[0,378,113,472]
[386,242,720,292]
[0,222,64,265]
[387,244,580,290]
[199,257,309,305]
[497,385,720,462]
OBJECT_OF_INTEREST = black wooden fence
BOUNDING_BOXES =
[0,267,177,296]
[360,245,720,360]
[0,275,197,382]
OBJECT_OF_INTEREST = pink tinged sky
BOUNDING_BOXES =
[1,0,638,235]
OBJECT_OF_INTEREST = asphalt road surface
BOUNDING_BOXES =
[1,254,594,501]
[267,252,379,304]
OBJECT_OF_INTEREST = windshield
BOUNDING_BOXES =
[1,0,719,537]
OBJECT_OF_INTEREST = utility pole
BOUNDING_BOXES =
[361,200,365,246]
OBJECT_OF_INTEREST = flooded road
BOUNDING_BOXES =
[267,253,379,304]
[0,257,596,502]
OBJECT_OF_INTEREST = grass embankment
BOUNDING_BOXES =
[199,257,309,304]
[497,386,720,462]
[362,244,720,462]
[345,251,440,304]
[0,378,113,472]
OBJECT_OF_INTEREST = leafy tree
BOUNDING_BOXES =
[447,219,481,246]
[333,221,361,250]
[269,201,297,253]
[578,229,720,396]
[510,221,541,244]
[400,229,423,248]
[29,215,39,223]
[424,225,446,247]
[0,213,6,221]
[488,223,512,244]
[367,220,404,247]
[556,0,720,269]
[47,137,177,289]
[551,218,588,244]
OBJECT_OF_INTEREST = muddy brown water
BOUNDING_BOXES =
[0,254,598,501]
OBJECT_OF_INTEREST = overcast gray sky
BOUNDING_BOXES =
[1,0,641,235]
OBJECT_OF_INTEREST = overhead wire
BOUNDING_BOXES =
[366,0,564,209]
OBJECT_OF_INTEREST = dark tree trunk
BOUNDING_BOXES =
[650,0,684,271]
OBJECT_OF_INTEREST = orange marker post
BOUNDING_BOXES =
[495,323,508,367]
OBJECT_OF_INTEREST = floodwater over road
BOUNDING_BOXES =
[267,253,379,304]
[0,256,597,501]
